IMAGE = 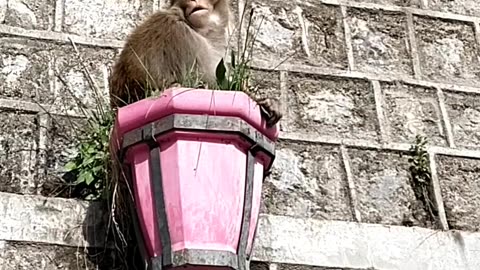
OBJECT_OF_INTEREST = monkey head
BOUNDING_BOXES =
[172,0,230,30]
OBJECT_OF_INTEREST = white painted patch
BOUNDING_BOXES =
[305,91,356,124]
[455,107,480,137]
[351,17,390,60]
[1,55,30,84]
[7,0,37,28]
[0,0,7,22]
[252,7,294,53]
[271,149,305,191]
[65,70,87,98]
[465,108,480,124]
[435,38,464,68]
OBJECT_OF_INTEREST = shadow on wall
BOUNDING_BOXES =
[81,198,144,269]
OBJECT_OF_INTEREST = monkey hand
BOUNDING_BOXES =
[256,97,282,128]
[263,168,273,179]
[243,83,282,127]
[169,82,182,88]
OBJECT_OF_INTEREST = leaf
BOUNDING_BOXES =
[92,165,103,173]
[83,156,96,166]
[85,172,95,185]
[95,151,105,159]
[77,171,87,184]
[78,171,94,185]
[86,145,96,154]
[64,161,77,172]
[215,58,227,84]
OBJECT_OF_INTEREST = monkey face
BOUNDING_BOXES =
[176,0,222,29]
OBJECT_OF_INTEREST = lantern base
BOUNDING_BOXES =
[130,201,252,270]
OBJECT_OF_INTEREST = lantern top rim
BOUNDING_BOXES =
[114,88,279,140]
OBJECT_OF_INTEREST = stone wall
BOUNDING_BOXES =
[252,0,480,233]
[1,0,480,269]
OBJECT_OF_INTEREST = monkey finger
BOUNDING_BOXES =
[268,110,283,127]
[169,82,182,88]
[260,105,272,117]
[268,114,279,127]
[266,117,275,128]
[272,112,283,126]
[258,99,273,112]
[256,97,267,104]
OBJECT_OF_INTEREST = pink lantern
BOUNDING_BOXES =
[110,88,279,270]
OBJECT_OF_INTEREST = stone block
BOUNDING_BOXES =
[349,148,431,227]
[348,8,412,75]
[436,155,480,232]
[414,16,480,87]
[382,82,446,146]
[253,215,480,270]
[63,0,154,40]
[429,0,480,17]
[0,192,107,247]
[42,116,88,198]
[0,37,116,113]
[350,0,422,7]
[247,0,297,65]
[0,242,95,270]
[284,73,379,141]
[443,91,480,150]
[251,262,269,270]
[275,263,352,270]
[2,0,55,30]
[0,37,53,103]
[263,141,353,221]
[249,0,347,69]
[249,69,282,123]
[0,111,37,194]
[53,44,117,113]
[250,68,281,100]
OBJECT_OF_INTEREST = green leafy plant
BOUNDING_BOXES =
[408,135,436,222]
[215,7,262,92]
[408,135,431,186]
[52,38,116,202]
[64,109,114,200]
[56,39,133,268]
[215,51,251,91]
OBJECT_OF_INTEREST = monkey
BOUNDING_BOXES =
[109,0,282,127]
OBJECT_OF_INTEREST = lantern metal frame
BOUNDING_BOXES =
[117,113,276,270]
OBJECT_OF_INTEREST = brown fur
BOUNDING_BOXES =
[109,0,282,127]
[109,0,231,108]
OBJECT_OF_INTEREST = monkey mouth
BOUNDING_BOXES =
[188,6,208,16]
